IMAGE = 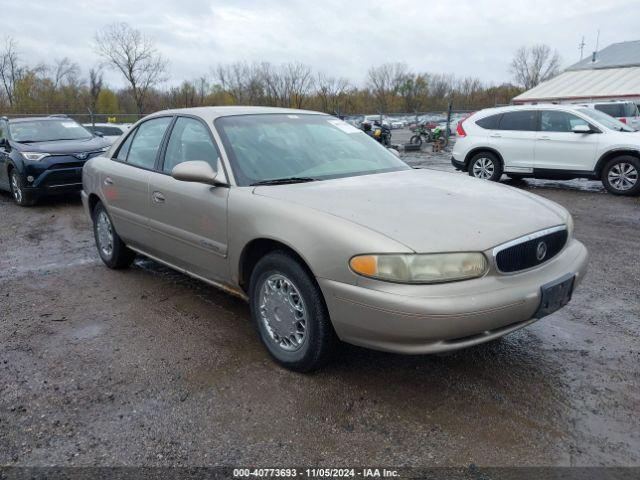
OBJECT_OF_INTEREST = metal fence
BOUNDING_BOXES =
[0,112,146,127]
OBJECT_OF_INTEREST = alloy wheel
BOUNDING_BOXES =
[258,273,307,352]
[608,162,638,191]
[10,172,23,203]
[96,210,114,259]
[472,157,495,179]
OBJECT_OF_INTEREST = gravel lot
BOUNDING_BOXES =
[1,131,639,467]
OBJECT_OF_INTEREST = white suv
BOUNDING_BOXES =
[452,104,640,196]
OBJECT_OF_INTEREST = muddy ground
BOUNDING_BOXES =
[1,135,639,467]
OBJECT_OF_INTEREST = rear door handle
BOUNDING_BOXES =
[152,191,165,203]
[489,134,501,138]
[539,136,551,140]
[103,177,114,186]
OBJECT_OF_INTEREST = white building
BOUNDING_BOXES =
[513,40,640,105]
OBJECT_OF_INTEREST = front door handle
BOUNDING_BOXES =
[539,136,551,141]
[152,191,165,203]
[103,177,114,186]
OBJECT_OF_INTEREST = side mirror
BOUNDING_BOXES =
[94,131,104,137]
[171,160,218,185]
[388,148,401,157]
[572,124,592,134]
[0,138,7,148]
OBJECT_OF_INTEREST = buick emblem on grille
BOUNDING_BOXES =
[74,152,88,160]
[536,241,548,261]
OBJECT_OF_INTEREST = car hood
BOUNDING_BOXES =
[253,169,568,252]
[14,136,109,154]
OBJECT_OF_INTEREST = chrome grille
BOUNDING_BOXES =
[494,226,568,273]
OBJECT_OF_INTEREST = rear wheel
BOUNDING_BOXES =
[249,251,337,372]
[92,202,136,269]
[9,169,37,206]
[468,152,502,181]
[601,155,640,196]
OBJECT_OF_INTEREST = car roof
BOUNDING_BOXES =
[475,104,588,117]
[579,100,636,106]
[146,106,327,123]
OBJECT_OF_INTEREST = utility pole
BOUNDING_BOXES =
[578,36,586,60]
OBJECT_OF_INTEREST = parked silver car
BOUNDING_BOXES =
[82,107,589,371]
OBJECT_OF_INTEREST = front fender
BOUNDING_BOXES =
[227,188,413,286]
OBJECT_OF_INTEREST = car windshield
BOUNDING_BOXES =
[9,119,93,142]
[578,108,635,132]
[215,114,410,186]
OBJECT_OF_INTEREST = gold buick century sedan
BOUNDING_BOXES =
[82,107,589,371]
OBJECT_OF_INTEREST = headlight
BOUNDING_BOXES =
[350,253,488,284]
[21,152,50,161]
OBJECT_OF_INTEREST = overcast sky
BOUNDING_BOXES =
[4,0,638,88]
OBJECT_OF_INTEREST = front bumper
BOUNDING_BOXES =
[451,156,465,170]
[22,154,101,195]
[319,238,588,354]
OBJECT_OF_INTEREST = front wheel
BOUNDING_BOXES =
[9,169,37,206]
[468,152,503,181]
[409,135,423,147]
[601,155,640,196]
[249,251,337,372]
[92,202,136,269]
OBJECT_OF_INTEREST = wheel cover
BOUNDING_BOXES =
[608,162,638,191]
[96,210,114,258]
[472,157,495,179]
[258,273,307,352]
[10,172,22,203]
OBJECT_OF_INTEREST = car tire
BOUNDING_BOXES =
[249,250,337,372]
[409,135,423,147]
[92,201,136,269]
[601,155,640,196]
[9,168,37,206]
[468,152,503,181]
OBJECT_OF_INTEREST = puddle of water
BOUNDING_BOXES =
[0,256,99,279]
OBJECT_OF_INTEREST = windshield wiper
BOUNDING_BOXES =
[250,177,316,186]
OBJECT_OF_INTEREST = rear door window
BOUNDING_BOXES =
[497,111,538,131]
[126,117,172,169]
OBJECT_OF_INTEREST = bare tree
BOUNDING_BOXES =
[216,62,264,104]
[367,63,408,112]
[196,76,208,105]
[283,62,313,109]
[315,73,349,113]
[94,22,168,114]
[88,67,103,112]
[0,36,23,107]
[53,57,80,88]
[510,44,561,90]
[397,73,429,112]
